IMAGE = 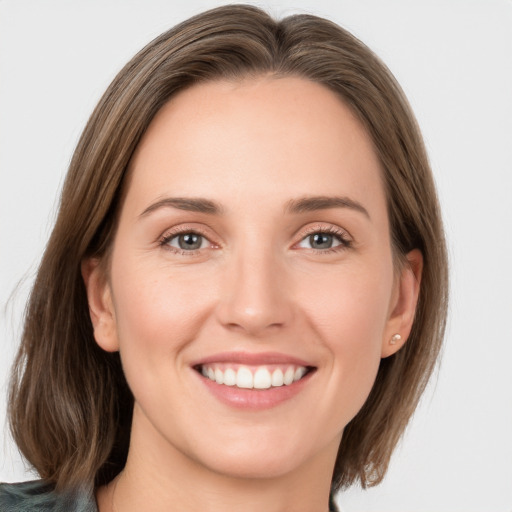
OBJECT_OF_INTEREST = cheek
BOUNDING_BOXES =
[300,259,392,338]
[109,260,221,425]
[110,258,215,365]
[296,259,393,412]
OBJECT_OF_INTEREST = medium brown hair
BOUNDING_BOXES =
[8,4,448,493]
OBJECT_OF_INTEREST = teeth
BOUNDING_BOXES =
[271,368,284,387]
[214,368,224,385]
[236,367,253,389]
[283,367,295,386]
[223,368,237,386]
[253,367,272,389]
[294,367,307,381]
[200,364,309,389]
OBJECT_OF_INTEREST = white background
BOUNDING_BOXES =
[1,1,511,511]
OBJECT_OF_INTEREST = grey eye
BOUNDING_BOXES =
[309,233,334,249]
[169,233,207,251]
[297,232,343,250]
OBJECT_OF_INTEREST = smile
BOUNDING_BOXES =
[191,352,317,409]
[198,364,310,389]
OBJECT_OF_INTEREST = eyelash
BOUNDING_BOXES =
[158,225,352,256]
[298,225,353,254]
[159,226,213,256]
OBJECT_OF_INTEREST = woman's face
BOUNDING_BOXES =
[85,76,418,480]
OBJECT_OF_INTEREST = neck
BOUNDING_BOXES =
[97,405,339,512]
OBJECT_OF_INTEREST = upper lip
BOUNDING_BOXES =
[191,351,315,368]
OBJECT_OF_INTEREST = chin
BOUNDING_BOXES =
[200,450,308,480]
[181,425,337,481]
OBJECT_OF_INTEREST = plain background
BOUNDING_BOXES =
[1,1,511,511]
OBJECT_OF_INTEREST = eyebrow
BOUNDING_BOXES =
[139,194,369,219]
[139,197,223,217]
[285,195,370,219]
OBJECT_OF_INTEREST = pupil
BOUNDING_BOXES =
[179,233,202,250]
[310,233,332,249]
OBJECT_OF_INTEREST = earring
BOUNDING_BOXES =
[390,333,402,345]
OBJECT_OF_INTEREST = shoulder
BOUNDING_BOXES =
[0,480,97,512]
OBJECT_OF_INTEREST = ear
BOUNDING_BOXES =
[381,249,423,358]
[81,258,119,352]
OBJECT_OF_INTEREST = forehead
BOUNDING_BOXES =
[126,76,386,218]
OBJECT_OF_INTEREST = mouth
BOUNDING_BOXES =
[193,363,316,390]
[191,352,317,409]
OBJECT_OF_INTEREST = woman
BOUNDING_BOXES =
[1,4,448,511]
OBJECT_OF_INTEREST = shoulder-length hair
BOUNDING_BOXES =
[8,3,448,493]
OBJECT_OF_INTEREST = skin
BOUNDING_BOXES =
[83,76,422,512]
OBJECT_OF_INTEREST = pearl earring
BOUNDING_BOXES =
[390,333,402,345]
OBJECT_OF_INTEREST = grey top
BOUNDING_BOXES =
[0,479,340,511]
[0,480,97,512]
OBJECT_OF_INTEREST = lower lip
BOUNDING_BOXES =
[195,370,314,410]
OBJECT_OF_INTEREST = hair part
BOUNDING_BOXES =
[8,4,448,493]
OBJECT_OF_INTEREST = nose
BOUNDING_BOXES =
[215,247,294,336]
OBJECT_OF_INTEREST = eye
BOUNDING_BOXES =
[296,228,351,252]
[165,232,210,251]
[298,232,342,250]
